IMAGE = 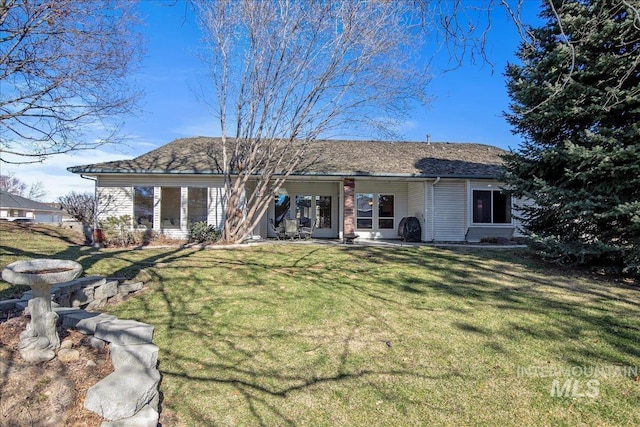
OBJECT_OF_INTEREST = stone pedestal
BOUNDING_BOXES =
[2,259,83,363]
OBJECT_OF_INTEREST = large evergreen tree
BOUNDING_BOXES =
[503,0,640,275]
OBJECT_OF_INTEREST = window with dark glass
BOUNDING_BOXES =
[315,196,332,229]
[134,186,154,228]
[188,187,208,224]
[295,195,312,227]
[274,194,290,227]
[378,194,394,229]
[493,192,511,223]
[473,190,511,224]
[356,193,373,229]
[160,187,181,228]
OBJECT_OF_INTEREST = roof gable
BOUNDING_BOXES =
[68,137,506,178]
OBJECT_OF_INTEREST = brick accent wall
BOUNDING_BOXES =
[343,178,355,235]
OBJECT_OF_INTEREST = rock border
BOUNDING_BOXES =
[2,277,160,426]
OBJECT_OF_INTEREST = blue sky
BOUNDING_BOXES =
[8,0,542,201]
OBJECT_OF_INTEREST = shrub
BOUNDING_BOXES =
[188,221,220,244]
[100,215,157,247]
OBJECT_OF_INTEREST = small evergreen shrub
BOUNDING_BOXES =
[188,221,220,244]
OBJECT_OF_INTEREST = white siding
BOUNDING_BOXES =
[407,181,426,241]
[208,187,226,230]
[424,181,433,241]
[433,180,467,241]
[96,175,225,239]
[512,196,531,238]
[97,186,132,220]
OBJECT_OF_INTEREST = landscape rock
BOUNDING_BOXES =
[118,281,143,297]
[100,404,159,427]
[110,342,159,369]
[94,280,119,300]
[0,299,19,311]
[84,366,161,421]
[95,319,154,345]
[86,298,107,311]
[53,307,86,321]
[62,311,116,335]
[57,348,80,362]
[71,287,94,307]
[87,335,107,350]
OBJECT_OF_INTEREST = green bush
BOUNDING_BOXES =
[188,221,220,244]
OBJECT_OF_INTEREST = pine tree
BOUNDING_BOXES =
[503,0,640,275]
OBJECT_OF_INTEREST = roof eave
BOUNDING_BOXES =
[68,168,502,180]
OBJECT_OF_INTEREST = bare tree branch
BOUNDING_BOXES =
[0,0,143,164]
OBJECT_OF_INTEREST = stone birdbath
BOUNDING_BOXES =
[2,259,83,363]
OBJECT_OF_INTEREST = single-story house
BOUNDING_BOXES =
[0,190,63,223]
[68,137,523,242]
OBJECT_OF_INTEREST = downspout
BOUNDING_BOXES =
[431,177,441,242]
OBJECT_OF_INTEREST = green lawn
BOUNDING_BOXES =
[1,222,639,426]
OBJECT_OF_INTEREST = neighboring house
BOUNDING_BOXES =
[0,190,63,224]
[67,137,524,242]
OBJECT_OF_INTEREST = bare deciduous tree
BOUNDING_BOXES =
[0,171,45,200]
[0,0,142,164]
[25,179,45,200]
[194,1,438,243]
[58,191,95,225]
[0,172,26,196]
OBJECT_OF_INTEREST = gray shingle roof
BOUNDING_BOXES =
[0,190,60,212]
[68,137,506,179]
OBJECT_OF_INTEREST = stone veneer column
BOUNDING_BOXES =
[343,178,355,236]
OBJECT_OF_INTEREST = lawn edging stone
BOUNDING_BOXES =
[62,311,117,335]
[0,275,159,425]
[81,314,159,425]
[0,298,20,311]
[15,276,145,312]
[110,342,159,370]
[95,319,155,345]
[84,365,161,422]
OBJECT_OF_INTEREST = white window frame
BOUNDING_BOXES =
[355,192,396,231]
[470,189,513,225]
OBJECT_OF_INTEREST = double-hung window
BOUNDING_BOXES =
[472,190,511,224]
[378,194,395,229]
[356,193,373,229]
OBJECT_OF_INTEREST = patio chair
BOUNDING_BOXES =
[299,221,315,240]
[269,219,286,240]
[284,218,300,239]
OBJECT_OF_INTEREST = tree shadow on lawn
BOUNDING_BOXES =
[109,244,640,425]
[361,245,640,365]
